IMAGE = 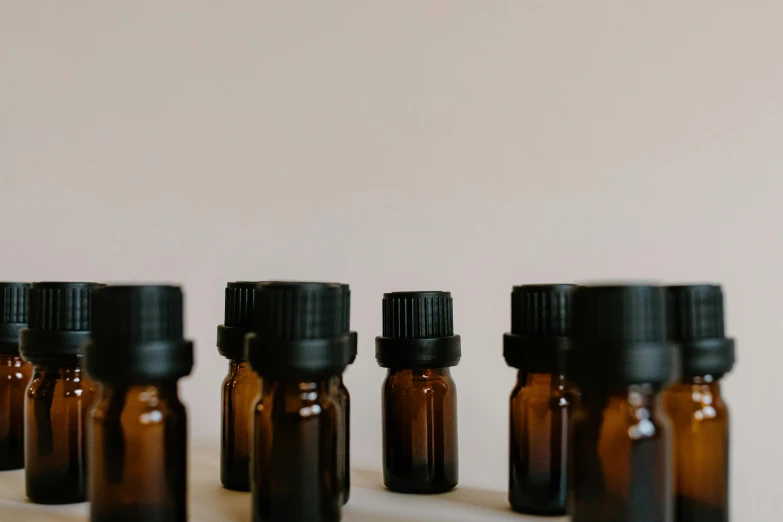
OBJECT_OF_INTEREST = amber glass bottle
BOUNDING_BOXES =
[246,282,355,522]
[20,282,103,504]
[504,284,578,515]
[568,285,677,522]
[376,291,461,494]
[85,285,194,522]
[0,282,31,471]
[664,285,735,522]
[218,282,262,491]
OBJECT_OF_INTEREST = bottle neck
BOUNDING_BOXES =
[388,368,451,379]
[229,360,255,377]
[268,378,332,395]
[99,382,181,403]
[582,383,663,407]
[32,363,83,378]
[516,370,565,389]
[672,374,723,398]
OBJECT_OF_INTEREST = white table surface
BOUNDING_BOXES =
[0,444,566,522]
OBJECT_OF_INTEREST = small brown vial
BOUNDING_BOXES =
[0,282,31,471]
[568,285,676,522]
[570,385,673,522]
[246,282,356,522]
[218,282,262,492]
[504,284,578,515]
[90,383,188,522]
[509,372,578,515]
[253,378,342,522]
[382,367,458,493]
[222,361,260,491]
[20,282,103,504]
[376,291,461,494]
[664,285,735,522]
[85,285,194,522]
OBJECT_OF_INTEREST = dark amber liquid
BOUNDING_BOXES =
[25,364,96,504]
[0,355,31,470]
[252,379,341,522]
[221,361,261,492]
[570,385,673,522]
[665,379,729,522]
[332,376,350,505]
[90,384,187,522]
[382,368,458,494]
[509,372,577,515]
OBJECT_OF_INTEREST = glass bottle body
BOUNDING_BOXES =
[665,377,729,522]
[252,378,341,522]
[0,355,31,470]
[382,368,458,494]
[221,361,261,491]
[570,385,673,522]
[25,363,97,504]
[509,371,577,515]
[331,375,350,504]
[89,383,187,522]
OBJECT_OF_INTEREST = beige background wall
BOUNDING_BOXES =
[2,2,781,520]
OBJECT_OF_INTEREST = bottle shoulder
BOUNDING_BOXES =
[664,384,729,424]
[384,369,456,394]
[92,385,185,425]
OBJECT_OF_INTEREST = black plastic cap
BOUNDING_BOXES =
[569,284,678,388]
[85,285,194,384]
[667,284,735,378]
[217,282,258,361]
[245,282,356,379]
[376,291,461,369]
[20,282,105,365]
[0,283,30,355]
[504,284,576,373]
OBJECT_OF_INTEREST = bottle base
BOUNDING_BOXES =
[510,503,567,517]
[0,459,24,471]
[221,457,251,492]
[221,478,251,492]
[91,505,184,522]
[676,495,728,522]
[26,477,86,505]
[384,480,457,495]
[26,493,86,505]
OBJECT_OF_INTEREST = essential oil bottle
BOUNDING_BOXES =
[0,282,31,471]
[375,291,461,494]
[664,285,735,522]
[246,282,355,522]
[503,284,578,516]
[20,282,103,504]
[568,284,677,522]
[85,285,194,522]
[218,282,262,492]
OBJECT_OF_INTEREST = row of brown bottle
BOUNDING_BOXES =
[0,281,733,522]
[504,284,734,522]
